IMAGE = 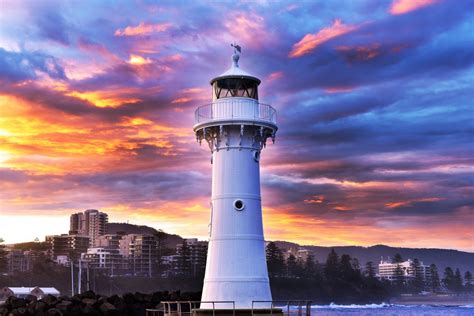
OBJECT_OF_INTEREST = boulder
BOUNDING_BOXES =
[42,295,58,306]
[24,295,37,303]
[13,307,30,315]
[99,302,118,315]
[56,300,73,312]
[81,298,97,306]
[80,291,96,300]
[9,297,27,309]
[46,308,63,316]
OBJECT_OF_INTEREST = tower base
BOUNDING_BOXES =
[192,308,283,316]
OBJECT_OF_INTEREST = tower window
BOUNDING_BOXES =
[234,199,245,211]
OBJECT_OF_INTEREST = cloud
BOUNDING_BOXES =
[289,19,359,58]
[35,10,71,45]
[0,48,66,83]
[0,1,473,250]
[114,22,172,36]
[389,0,439,15]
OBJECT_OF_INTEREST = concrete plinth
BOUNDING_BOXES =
[192,308,283,316]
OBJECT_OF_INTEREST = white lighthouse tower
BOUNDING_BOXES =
[193,45,277,309]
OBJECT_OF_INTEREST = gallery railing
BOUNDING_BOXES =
[146,300,312,316]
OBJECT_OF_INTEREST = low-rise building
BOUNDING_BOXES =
[378,258,431,283]
[0,287,60,300]
[119,234,157,276]
[95,234,123,249]
[175,238,208,276]
[81,247,127,275]
[46,234,90,261]
[7,250,29,274]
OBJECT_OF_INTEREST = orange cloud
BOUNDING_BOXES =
[114,22,172,36]
[385,197,443,209]
[389,0,439,15]
[172,87,208,104]
[304,195,325,204]
[48,82,161,108]
[128,54,152,65]
[289,19,359,58]
[324,86,355,93]
[0,92,192,176]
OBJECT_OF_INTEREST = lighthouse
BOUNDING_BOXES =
[193,45,277,309]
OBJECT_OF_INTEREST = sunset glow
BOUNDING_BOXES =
[0,0,473,252]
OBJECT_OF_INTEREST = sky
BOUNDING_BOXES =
[0,0,473,251]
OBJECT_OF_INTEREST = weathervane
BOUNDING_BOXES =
[231,42,241,67]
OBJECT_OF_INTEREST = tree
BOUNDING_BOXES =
[394,263,405,290]
[409,259,424,293]
[464,271,473,292]
[429,264,440,292]
[286,254,297,277]
[266,242,284,277]
[454,269,463,293]
[392,253,403,263]
[443,267,454,292]
[303,254,316,277]
[365,261,376,279]
[339,254,354,281]
[324,249,339,281]
[0,238,7,274]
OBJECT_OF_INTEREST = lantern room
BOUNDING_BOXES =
[209,45,261,101]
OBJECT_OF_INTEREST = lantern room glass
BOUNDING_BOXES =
[213,78,259,101]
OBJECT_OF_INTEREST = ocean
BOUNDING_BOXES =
[302,303,474,315]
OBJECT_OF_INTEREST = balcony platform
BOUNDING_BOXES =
[193,98,277,132]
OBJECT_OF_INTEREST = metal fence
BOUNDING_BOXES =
[146,300,311,316]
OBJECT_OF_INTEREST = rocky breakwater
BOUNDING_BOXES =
[0,290,200,316]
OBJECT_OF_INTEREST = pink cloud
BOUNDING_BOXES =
[389,0,439,15]
[289,19,359,58]
[114,22,172,36]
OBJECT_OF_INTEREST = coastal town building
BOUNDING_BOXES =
[119,234,157,276]
[46,234,90,261]
[283,248,312,263]
[176,238,208,276]
[69,209,108,247]
[6,250,29,274]
[95,234,123,249]
[378,258,431,283]
[81,247,126,275]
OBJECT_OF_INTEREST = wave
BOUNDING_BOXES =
[308,303,474,309]
[310,303,391,309]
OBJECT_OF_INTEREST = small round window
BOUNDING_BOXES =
[253,151,260,162]
[234,199,245,211]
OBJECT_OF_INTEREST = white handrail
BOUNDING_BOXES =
[194,100,277,125]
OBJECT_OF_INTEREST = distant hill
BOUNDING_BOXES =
[274,241,474,275]
[107,222,183,248]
